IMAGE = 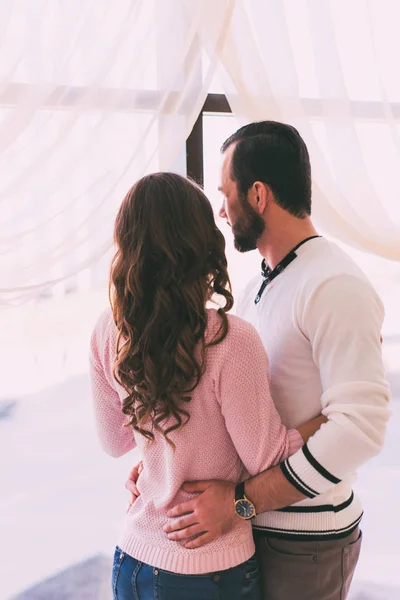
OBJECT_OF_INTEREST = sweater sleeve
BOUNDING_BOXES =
[89,312,136,458]
[214,318,303,477]
[280,274,391,498]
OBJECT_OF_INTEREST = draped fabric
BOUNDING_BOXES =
[219,0,400,260]
[1,0,400,306]
[0,0,235,305]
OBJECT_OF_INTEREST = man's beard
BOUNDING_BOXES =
[232,200,265,253]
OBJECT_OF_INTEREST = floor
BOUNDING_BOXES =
[0,287,399,600]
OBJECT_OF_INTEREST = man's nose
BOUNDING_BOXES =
[219,204,227,219]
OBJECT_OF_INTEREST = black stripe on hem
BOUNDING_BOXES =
[278,492,354,514]
[302,445,341,485]
[253,514,363,541]
[280,461,317,499]
[253,521,361,542]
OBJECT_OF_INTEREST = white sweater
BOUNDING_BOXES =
[237,237,391,540]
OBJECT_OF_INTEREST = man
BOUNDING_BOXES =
[127,122,390,599]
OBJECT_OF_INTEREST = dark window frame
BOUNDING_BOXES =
[185,92,400,187]
[186,93,232,187]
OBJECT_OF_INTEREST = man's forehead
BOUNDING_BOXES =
[220,145,234,185]
[222,143,235,165]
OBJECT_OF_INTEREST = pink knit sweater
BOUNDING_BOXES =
[90,308,303,574]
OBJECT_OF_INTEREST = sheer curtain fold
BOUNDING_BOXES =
[218,0,400,260]
[2,0,400,306]
[0,0,234,305]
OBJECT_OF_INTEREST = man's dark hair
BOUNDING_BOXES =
[221,121,312,218]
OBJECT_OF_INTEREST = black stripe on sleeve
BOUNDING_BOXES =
[302,445,341,485]
[280,461,318,499]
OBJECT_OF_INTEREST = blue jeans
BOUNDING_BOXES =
[112,546,261,600]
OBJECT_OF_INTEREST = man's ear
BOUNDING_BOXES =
[251,181,270,215]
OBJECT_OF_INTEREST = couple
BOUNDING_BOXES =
[90,121,390,600]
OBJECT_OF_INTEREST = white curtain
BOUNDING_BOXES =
[218,0,400,261]
[0,0,235,306]
[2,0,400,308]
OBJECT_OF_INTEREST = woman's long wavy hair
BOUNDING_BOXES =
[110,172,233,446]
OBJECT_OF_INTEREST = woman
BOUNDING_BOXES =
[90,173,324,600]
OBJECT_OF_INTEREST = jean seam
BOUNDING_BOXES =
[242,555,259,580]
[153,569,159,600]
[112,552,125,599]
[132,560,142,600]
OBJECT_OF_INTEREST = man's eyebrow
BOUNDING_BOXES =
[217,186,223,192]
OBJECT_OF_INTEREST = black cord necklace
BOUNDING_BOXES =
[254,235,321,305]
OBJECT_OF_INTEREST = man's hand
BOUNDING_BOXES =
[164,480,237,549]
[125,461,143,513]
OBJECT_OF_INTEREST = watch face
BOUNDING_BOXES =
[235,499,255,519]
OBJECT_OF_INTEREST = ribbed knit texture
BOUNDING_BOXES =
[90,308,303,574]
[237,237,391,540]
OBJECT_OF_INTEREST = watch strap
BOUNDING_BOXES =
[235,481,246,502]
